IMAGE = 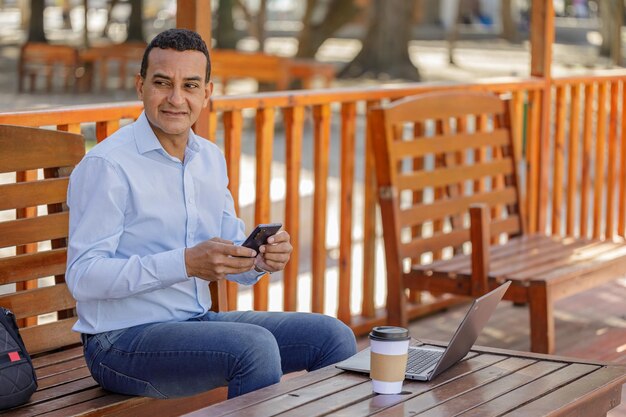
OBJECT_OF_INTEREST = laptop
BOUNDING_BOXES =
[336,281,511,381]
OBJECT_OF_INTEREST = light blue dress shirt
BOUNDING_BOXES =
[66,112,262,334]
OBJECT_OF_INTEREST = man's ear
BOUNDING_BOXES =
[135,74,144,100]
[203,81,213,108]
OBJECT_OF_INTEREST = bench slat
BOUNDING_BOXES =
[0,178,69,211]
[529,244,626,283]
[399,187,518,228]
[21,317,79,355]
[400,216,520,259]
[3,387,110,417]
[0,212,69,248]
[0,125,83,173]
[391,129,509,159]
[0,283,75,319]
[385,92,505,123]
[80,389,228,417]
[32,346,84,369]
[36,356,86,380]
[29,374,99,405]
[397,159,514,192]
[417,234,552,274]
[37,367,92,390]
[0,248,67,285]
[419,235,548,271]
[484,240,604,278]
[508,241,625,280]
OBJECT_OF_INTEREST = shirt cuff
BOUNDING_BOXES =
[228,269,264,285]
[157,248,190,286]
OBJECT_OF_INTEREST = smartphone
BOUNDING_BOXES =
[240,223,282,254]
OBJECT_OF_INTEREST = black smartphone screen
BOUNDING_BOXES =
[241,223,282,253]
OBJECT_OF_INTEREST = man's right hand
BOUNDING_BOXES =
[185,238,257,282]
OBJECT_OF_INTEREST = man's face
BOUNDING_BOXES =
[136,48,212,143]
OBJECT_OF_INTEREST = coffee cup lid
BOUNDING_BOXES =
[369,326,410,341]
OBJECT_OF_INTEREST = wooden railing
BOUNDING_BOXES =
[2,72,625,336]
[550,75,626,240]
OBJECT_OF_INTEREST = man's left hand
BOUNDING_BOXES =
[255,230,292,273]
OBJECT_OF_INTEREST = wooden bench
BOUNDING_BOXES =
[79,42,147,92]
[0,124,227,416]
[370,91,626,354]
[211,49,335,91]
[18,43,80,93]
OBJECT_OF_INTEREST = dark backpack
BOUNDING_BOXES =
[0,307,37,410]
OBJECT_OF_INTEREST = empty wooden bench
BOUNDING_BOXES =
[370,91,626,354]
[211,49,335,91]
[79,41,147,92]
[18,43,80,93]
[0,124,227,416]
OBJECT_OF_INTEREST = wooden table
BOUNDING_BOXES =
[182,341,626,417]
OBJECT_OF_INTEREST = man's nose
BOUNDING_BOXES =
[168,87,184,105]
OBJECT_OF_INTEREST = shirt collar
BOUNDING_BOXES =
[134,112,201,155]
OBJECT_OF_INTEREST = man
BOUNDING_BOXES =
[66,28,356,399]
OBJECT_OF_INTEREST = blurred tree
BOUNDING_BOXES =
[215,0,240,49]
[296,0,365,58]
[127,0,145,42]
[500,0,519,42]
[599,0,623,65]
[340,0,419,80]
[27,0,46,42]
[61,0,72,30]
[235,0,267,51]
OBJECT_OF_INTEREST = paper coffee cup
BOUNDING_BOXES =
[369,326,410,394]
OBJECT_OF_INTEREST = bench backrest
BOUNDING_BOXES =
[211,49,291,89]
[19,42,79,67]
[0,124,85,355]
[79,41,146,90]
[370,91,525,270]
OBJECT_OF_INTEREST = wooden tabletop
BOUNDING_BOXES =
[182,341,626,417]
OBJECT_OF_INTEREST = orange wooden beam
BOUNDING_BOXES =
[530,0,554,234]
[177,0,212,139]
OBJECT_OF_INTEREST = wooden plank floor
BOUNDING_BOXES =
[355,279,626,416]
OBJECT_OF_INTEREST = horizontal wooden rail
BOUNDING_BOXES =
[2,73,626,336]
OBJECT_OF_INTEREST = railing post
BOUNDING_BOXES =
[338,102,356,324]
[530,0,554,234]
[224,110,243,309]
[283,106,304,311]
[362,101,379,318]
[312,104,331,314]
[254,107,275,311]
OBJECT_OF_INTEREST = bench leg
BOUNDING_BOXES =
[29,73,37,92]
[528,283,555,354]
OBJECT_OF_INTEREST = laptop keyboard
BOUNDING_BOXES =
[406,349,442,374]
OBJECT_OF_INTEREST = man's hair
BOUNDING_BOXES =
[140,28,211,83]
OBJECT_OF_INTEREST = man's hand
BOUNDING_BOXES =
[185,238,257,281]
[255,231,292,273]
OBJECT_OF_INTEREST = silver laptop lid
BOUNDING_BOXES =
[428,280,511,379]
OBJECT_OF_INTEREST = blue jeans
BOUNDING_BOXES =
[82,311,356,399]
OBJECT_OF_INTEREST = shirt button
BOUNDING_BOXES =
[188,196,194,204]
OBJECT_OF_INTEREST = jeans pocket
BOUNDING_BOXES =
[83,329,123,372]
[99,364,167,399]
